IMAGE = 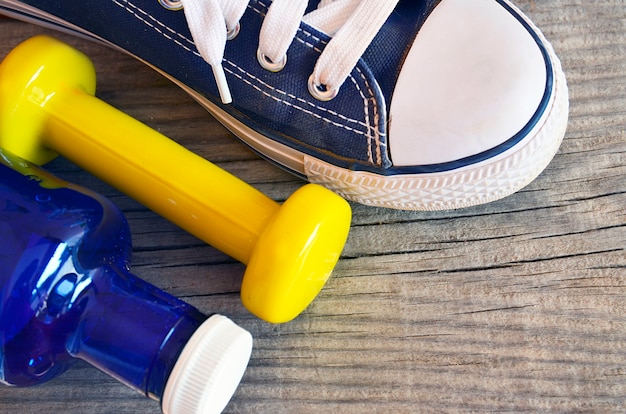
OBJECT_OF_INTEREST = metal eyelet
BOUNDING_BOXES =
[307,75,338,101]
[257,49,287,72]
[227,22,241,41]
[159,0,183,11]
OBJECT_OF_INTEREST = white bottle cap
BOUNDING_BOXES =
[162,314,253,414]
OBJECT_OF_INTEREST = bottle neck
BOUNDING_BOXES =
[65,264,207,400]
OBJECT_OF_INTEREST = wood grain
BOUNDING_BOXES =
[0,1,624,412]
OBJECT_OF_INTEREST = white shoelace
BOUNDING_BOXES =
[179,0,399,104]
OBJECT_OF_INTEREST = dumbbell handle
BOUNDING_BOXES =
[45,89,276,264]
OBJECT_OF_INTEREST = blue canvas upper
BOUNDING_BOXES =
[1,0,552,176]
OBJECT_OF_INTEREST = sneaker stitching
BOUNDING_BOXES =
[113,0,194,50]
[252,0,383,165]
[227,65,372,139]
[289,31,384,166]
[116,0,384,166]
[355,72,384,166]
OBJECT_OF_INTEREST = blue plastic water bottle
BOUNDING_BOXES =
[0,148,253,414]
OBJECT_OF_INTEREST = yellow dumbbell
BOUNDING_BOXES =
[0,35,351,323]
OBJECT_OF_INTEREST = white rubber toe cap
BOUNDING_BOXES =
[389,0,547,166]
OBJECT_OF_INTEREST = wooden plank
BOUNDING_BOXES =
[0,1,624,412]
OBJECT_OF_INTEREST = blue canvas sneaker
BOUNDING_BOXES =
[0,0,568,210]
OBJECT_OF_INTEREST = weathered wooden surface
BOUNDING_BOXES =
[0,1,624,412]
